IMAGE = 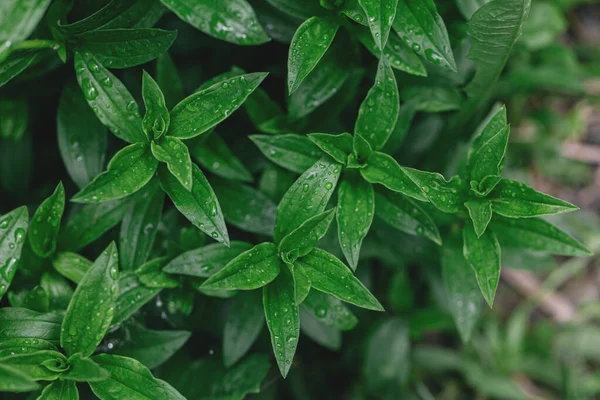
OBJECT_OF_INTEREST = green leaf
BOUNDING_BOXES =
[142,70,170,140]
[0,364,40,392]
[454,0,491,20]
[0,51,37,87]
[72,143,158,203]
[40,272,73,310]
[358,0,398,51]
[160,0,270,45]
[0,338,57,359]
[375,188,442,245]
[114,324,191,369]
[0,308,62,344]
[73,51,146,143]
[202,243,281,290]
[0,0,52,49]
[262,265,299,378]
[465,199,493,237]
[250,134,321,174]
[119,180,164,271]
[223,291,265,367]
[57,0,141,36]
[37,380,78,399]
[490,216,593,257]
[462,223,501,307]
[393,0,456,71]
[190,133,253,182]
[360,153,426,202]
[301,290,358,331]
[337,172,374,270]
[355,59,399,150]
[164,241,253,277]
[287,16,339,94]
[159,163,229,245]
[0,206,28,300]
[28,182,65,259]
[112,272,160,326]
[156,53,185,109]
[308,132,353,165]
[57,83,107,189]
[292,263,311,304]
[62,353,110,382]
[274,157,341,244]
[352,133,373,165]
[136,257,180,288]
[401,85,462,112]
[489,179,579,218]
[61,242,120,357]
[279,208,336,260]
[402,167,467,212]
[266,0,323,19]
[465,0,531,104]
[72,29,176,70]
[22,286,50,313]
[101,0,166,30]
[0,350,67,381]
[90,354,182,399]
[467,104,506,167]
[168,72,268,139]
[151,137,193,190]
[468,125,510,183]
[297,248,384,311]
[441,237,482,342]
[299,307,341,351]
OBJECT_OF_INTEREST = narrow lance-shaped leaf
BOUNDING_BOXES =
[0,51,37,88]
[250,134,321,174]
[274,157,341,244]
[402,167,467,212]
[358,0,398,51]
[159,164,229,245]
[308,132,353,165]
[301,290,358,331]
[292,263,311,305]
[136,257,180,289]
[168,72,268,139]
[279,208,336,260]
[462,224,501,307]
[297,248,384,311]
[202,243,281,290]
[164,241,253,277]
[469,125,510,183]
[223,291,265,367]
[0,337,57,359]
[263,265,299,378]
[56,0,139,36]
[288,16,339,94]
[465,199,493,238]
[29,182,65,258]
[151,136,193,191]
[112,272,160,326]
[61,242,120,357]
[355,58,399,150]
[467,104,507,174]
[0,308,63,343]
[190,133,253,182]
[337,172,374,270]
[360,152,426,202]
[0,0,52,50]
[101,0,166,30]
[142,70,170,140]
[73,51,146,143]
[38,379,78,399]
[0,206,28,300]
[72,143,158,204]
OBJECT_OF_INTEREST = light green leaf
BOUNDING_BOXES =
[112,272,160,326]
[274,157,341,244]
[262,265,299,378]
[190,133,253,182]
[0,308,62,343]
[360,152,426,202]
[159,163,229,245]
[402,167,467,212]
[72,143,158,203]
[462,223,501,307]
[223,291,265,367]
[301,290,358,331]
[160,0,270,45]
[288,16,339,94]
[29,182,65,258]
[61,243,120,357]
[465,199,493,237]
[358,0,398,51]
[72,29,177,69]
[151,136,193,191]
[62,353,110,382]
[0,349,67,381]
[355,58,399,150]
[0,206,28,300]
[202,243,281,290]
[38,380,78,399]
[136,257,180,289]
[73,51,146,143]
[297,248,384,311]
[164,241,252,277]
[279,208,336,260]
[469,125,510,183]
[142,70,170,140]
[308,132,353,165]
[250,134,321,174]
[0,364,39,392]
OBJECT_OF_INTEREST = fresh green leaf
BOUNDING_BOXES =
[37,380,78,399]
[279,208,336,260]
[40,272,73,310]
[223,291,265,367]
[0,0,52,50]
[142,70,170,140]
[190,133,253,182]
[250,134,321,174]
[0,50,37,87]
[0,206,28,300]
[22,286,50,313]
[136,257,180,288]
[0,364,39,392]
[0,350,67,381]
[308,132,353,165]
[0,308,63,343]
[102,0,167,30]
[468,125,510,183]
[358,0,398,51]
[462,223,501,307]
[454,0,492,20]
[292,263,311,304]
[402,167,467,212]
[360,153,426,202]
[112,272,160,326]
[0,338,57,359]
[301,290,358,331]
[164,241,252,277]
[299,307,341,351]
[151,136,193,190]
[62,353,110,382]
[465,199,493,237]
[28,182,65,258]
[57,0,140,36]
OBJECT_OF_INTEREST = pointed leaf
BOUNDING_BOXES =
[0,364,39,392]
[299,308,341,351]
[29,182,65,258]
[112,272,160,326]
[0,51,37,88]
[38,379,78,399]
[223,291,265,367]
[164,241,253,277]
[469,125,510,183]
[308,132,353,165]
[358,0,398,51]
[250,134,321,174]
[279,208,336,260]
[467,104,507,169]
[136,257,180,289]
[142,70,170,140]
[465,199,493,237]
[0,206,28,300]
[190,134,253,182]
[0,338,57,359]
[62,353,110,382]
[301,290,358,331]
[151,136,193,190]
[292,263,311,305]
[402,167,467,212]
[0,349,67,381]
[360,152,426,201]
[0,308,62,343]
[462,224,501,307]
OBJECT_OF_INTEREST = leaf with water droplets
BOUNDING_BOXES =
[0,364,39,392]
[37,379,78,399]
[151,136,193,191]
[202,243,281,290]
[468,125,510,184]
[308,132,353,165]
[297,248,384,311]
[274,157,341,244]
[0,0,52,52]
[375,188,441,245]
[250,134,321,174]
[462,223,500,307]
[0,337,57,359]
[301,290,358,331]
[57,83,107,189]
[0,308,63,344]
[61,242,120,357]
[159,163,229,245]
[73,51,146,143]
[465,199,493,238]
[112,272,160,326]
[280,208,336,261]
[0,349,67,381]
[262,265,298,378]
[142,70,170,141]
[28,182,64,259]
[62,352,110,382]
[190,133,253,182]
[288,16,339,94]
[401,167,468,212]
[0,206,28,300]
[392,0,457,71]
[72,143,158,203]
[442,235,482,342]
[292,263,311,304]
[72,28,177,69]
[119,180,164,271]
[358,0,398,51]
[363,318,409,390]
[337,172,374,271]
[223,290,265,367]
[136,257,180,289]
[168,72,268,139]
[360,153,426,202]
[164,241,253,277]
[161,0,270,45]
